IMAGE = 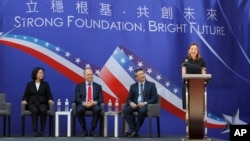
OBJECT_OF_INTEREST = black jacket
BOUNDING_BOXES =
[22,81,53,105]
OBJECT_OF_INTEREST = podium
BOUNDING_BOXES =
[182,74,211,141]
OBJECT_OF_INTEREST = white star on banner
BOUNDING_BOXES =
[222,108,247,133]
[55,47,60,52]
[156,74,162,81]
[95,69,100,75]
[34,38,38,42]
[147,68,152,74]
[173,88,178,93]
[165,81,170,87]
[75,58,81,64]
[65,52,71,57]
[85,64,91,68]
[138,61,143,68]
[120,57,126,64]
[45,42,49,47]
[128,66,134,72]
[128,55,134,60]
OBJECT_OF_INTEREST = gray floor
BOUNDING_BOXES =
[0,136,228,141]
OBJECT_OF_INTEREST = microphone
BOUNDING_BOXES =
[182,59,188,66]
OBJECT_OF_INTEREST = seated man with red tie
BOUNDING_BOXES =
[74,67,103,137]
[123,68,158,137]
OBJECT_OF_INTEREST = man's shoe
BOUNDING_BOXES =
[89,130,97,137]
[125,131,132,137]
[33,131,38,137]
[81,130,88,137]
[38,131,44,137]
[127,131,139,138]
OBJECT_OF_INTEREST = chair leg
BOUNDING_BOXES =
[8,116,10,137]
[157,117,160,137]
[21,116,25,136]
[3,116,6,136]
[148,117,152,138]
[122,118,125,136]
[49,116,52,136]
[51,116,54,136]
[48,116,51,136]
[72,115,76,136]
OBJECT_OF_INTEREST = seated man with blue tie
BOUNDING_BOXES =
[74,67,103,137]
[123,68,158,137]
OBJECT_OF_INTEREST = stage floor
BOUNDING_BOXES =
[0,136,227,141]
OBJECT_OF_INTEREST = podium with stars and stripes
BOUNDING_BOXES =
[182,74,212,141]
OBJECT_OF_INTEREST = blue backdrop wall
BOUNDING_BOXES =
[1,0,250,140]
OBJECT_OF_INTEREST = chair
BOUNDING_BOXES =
[21,102,54,136]
[71,102,104,136]
[0,93,11,137]
[122,95,161,137]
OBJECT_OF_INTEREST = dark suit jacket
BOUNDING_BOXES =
[22,81,53,105]
[126,80,157,105]
[74,81,103,106]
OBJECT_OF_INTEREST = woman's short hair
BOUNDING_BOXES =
[31,67,44,81]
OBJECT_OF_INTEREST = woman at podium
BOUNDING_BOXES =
[181,42,206,109]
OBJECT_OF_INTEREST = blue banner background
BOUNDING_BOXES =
[1,0,250,140]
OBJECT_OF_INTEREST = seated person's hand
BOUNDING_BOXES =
[21,100,27,105]
[83,101,96,108]
[48,100,54,104]
[129,102,138,109]
[137,102,146,108]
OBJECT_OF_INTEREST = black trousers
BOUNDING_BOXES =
[123,105,148,132]
[76,104,101,131]
[28,103,47,132]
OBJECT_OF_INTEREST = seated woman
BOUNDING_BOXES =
[21,67,54,137]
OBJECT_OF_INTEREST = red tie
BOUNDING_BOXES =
[87,83,92,102]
